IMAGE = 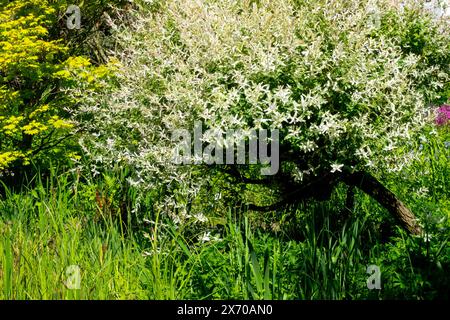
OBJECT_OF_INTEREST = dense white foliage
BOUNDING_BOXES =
[72,0,450,218]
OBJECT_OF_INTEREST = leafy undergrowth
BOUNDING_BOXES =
[0,126,448,300]
[0,174,448,299]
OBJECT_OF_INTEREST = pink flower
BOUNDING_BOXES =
[435,105,450,126]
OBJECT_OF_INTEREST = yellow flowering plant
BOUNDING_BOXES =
[0,0,114,172]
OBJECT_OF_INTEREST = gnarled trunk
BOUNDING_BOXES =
[343,171,422,236]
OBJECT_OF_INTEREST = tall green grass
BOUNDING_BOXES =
[0,126,448,299]
[0,172,149,299]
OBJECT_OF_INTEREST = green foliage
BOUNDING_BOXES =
[51,0,132,62]
[0,154,449,299]
[377,6,450,104]
[0,0,448,301]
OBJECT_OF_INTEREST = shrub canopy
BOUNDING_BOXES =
[74,0,450,220]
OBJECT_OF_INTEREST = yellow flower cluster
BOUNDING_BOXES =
[1,116,24,135]
[48,116,74,129]
[29,104,50,119]
[0,0,117,171]
[0,151,23,170]
[22,120,48,135]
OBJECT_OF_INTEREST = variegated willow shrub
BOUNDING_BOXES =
[72,0,449,222]
[0,0,115,176]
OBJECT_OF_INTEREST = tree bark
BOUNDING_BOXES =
[343,171,422,236]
